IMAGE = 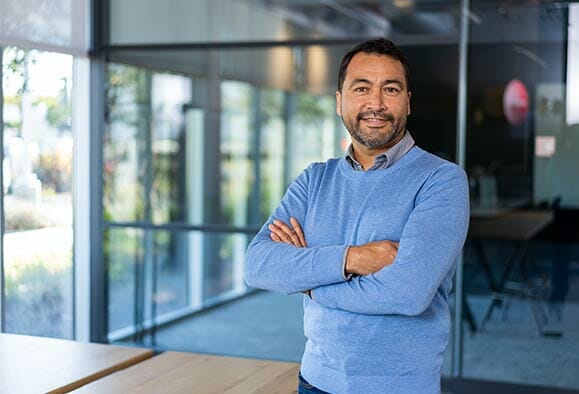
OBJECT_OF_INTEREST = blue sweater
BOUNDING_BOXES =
[245,146,470,394]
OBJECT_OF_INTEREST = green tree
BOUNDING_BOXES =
[2,47,36,136]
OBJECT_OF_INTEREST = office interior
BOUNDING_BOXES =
[1,0,579,392]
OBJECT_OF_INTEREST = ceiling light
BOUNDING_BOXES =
[393,0,414,9]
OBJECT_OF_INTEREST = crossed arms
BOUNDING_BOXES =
[269,217,399,278]
[245,163,470,316]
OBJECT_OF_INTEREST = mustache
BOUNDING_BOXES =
[357,111,394,122]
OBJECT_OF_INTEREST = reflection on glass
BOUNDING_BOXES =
[0,0,85,50]
[107,227,190,337]
[106,227,140,335]
[463,2,579,390]
[260,89,285,222]
[290,93,337,178]
[150,74,191,224]
[2,47,73,338]
[220,80,255,226]
[106,227,248,341]
[109,0,461,45]
[152,231,189,317]
[102,4,579,388]
[203,232,248,301]
[105,64,191,224]
[105,63,149,222]
[103,51,347,353]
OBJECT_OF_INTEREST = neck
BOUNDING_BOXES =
[351,146,379,170]
[351,132,405,170]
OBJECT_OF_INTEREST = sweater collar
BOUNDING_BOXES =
[345,131,415,171]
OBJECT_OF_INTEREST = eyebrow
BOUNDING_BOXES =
[348,78,372,88]
[348,78,405,89]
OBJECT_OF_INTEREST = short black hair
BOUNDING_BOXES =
[337,38,410,92]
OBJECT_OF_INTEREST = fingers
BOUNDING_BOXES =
[277,219,303,246]
[290,217,307,247]
[372,240,399,249]
[270,232,283,243]
[269,222,290,243]
[268,219,303,247]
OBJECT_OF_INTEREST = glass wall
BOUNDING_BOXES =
[104,0,579,391]
[103,54,348,342]
[103,0,463,373]
[1,47,74,338]
[102,42,462,362]
[109,0,396,45]
[105,64,193,337]
[259,88,285,220]
[460,1,579,390]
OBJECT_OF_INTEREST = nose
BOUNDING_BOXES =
[365,88,386,112]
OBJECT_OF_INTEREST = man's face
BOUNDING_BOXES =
[336,53,411,151]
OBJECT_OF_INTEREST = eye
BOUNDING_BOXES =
[353,86,368,92]
[384,86,401,94]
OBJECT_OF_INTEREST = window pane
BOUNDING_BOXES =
[105,63,150,223]
[2,47,73,338]
[106,227,139,335]
[463,2,579,389]
[103,48,347,354]
[106,227,247,341]
[109,0,460,45]
[220,81,255,226]
[289,93,337,179]
[152,230,189,316]
[0,0,88,54]
[107,227,191,339]
[104,64,192,224]
[260,89,285,222]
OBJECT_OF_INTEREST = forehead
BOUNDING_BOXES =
[344,53,406,85]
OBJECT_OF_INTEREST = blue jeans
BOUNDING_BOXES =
[298,371,330,394]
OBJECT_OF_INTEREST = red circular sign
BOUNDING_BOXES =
[503,79,529,126]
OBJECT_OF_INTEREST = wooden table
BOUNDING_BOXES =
[74,352,300,393]
[0,333,153,394]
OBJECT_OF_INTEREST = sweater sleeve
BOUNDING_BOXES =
[311,164,470,316]
[245,164,348,294]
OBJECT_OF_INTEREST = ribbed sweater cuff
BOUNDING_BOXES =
[342,246,353,281]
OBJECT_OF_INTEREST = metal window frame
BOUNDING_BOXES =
[73,57,92,342]
[0,47,4,333]
[88,56,107,343]
[451,0,470,378]
[86,0,109,344]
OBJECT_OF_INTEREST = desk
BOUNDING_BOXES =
[461,199,531,333]
[469,210,553,241]
[468,210,555,335]
[470,197,531,218]
[74,352,300,393]
[0,333,153,393]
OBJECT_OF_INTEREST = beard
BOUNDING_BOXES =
[343,110,406,150]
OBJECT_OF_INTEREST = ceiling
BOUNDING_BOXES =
[255,0,569,44]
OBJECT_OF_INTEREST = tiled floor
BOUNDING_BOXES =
[145,290,579,392]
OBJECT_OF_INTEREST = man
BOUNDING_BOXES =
[245,38,469,394]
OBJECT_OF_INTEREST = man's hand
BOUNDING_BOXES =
[269,218,311,297]
[346,240,399,276]
[268,217,307,247]
[269,217,399,277]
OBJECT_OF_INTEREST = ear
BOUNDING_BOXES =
[407,91,412,116]
[335,90,342,117]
